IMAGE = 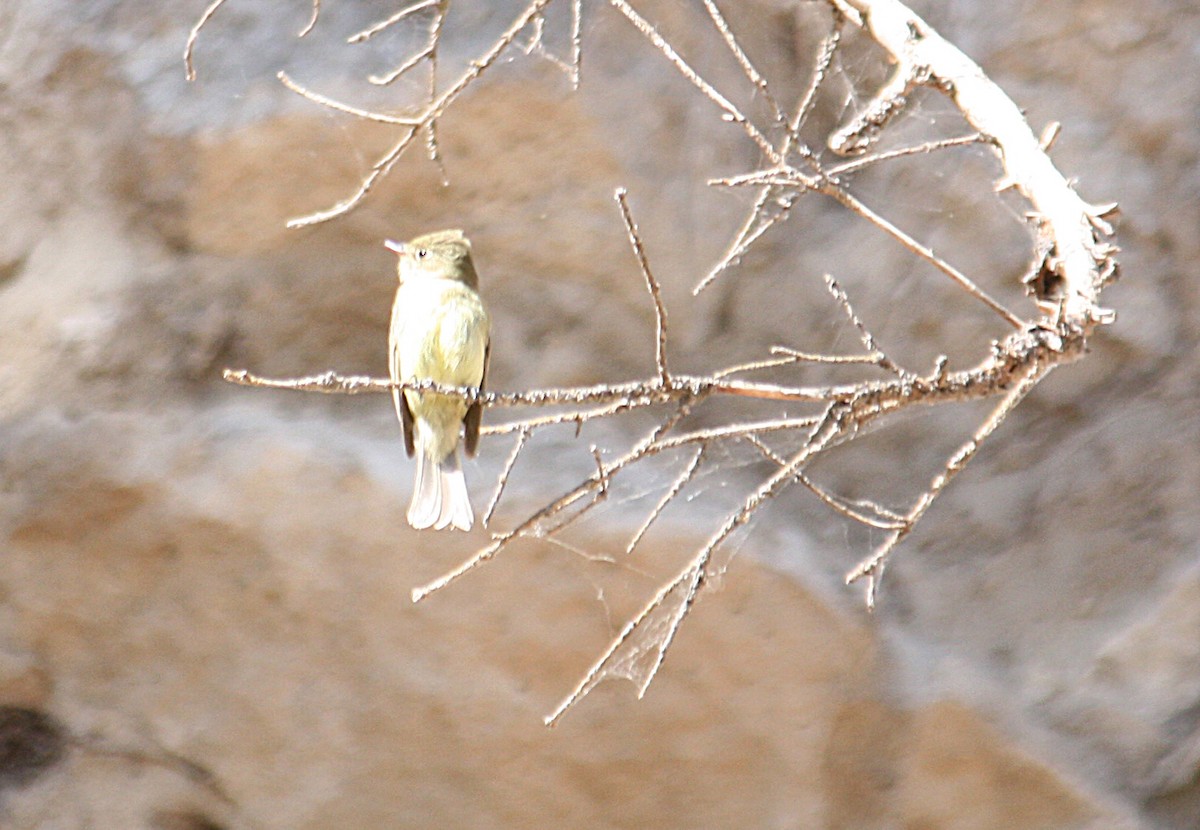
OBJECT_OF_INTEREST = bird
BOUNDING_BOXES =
[385,229,490,531]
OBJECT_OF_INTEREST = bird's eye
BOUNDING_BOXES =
[416,249,428,259]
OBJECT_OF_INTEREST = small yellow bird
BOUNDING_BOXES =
[385,230,491,531]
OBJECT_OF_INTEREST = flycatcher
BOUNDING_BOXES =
[386,229,490,531]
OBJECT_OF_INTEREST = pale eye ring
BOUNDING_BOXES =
[416,249,428,259]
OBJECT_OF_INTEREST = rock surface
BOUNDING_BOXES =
[0,1,1194,828]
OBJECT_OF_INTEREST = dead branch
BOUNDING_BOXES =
[194,0,1118,725]
[829,0,1118,331]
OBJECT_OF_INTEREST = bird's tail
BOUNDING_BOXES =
[408,447,474,531]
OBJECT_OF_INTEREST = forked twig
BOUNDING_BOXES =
[283,0,557,226]
[544,400,850,726]
[845,359,1054,607]
[695,12,842,294]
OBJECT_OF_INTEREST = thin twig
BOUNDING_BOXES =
[700,0,785,127]
[616,189,670,384]
[483,426,532,527]
[823,275,907,378]
[694,188,798,295]
[609,0,779,163]
[771,345,889,366]
[482,399,648,435]
[712,134,989,189]
[655,417,822,453]
[713,344,886,380]
[371,47,435,86]
[826,133,988,177]
[625,446,705,554]
[348,0,439,43]
[298,0,321,37]
[695,12,842,294]
[184,0,232,82]
[793,9,844,149]
[819,183,1026,329]
[277,71,421,124]
[744,434,904,529]
[713,353,803,379]
[591,445,609,496]
[423,4,447,171]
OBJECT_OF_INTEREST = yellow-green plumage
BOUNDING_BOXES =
[387,229,490,531]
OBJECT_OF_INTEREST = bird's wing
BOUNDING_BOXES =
[463,337,489,458]
[389,295,416,458]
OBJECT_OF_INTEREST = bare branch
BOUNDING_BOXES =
[793,9,844,148]
[653,417,823,453]
[831,0,1117,329]
[846,358,1053,606]
[819,181,1026,329]
[195,0,1118,724]
[770,345,889,366]
[223,320,1079,420]
[569,0,583,89]
[365,1,447,88]
[412,399,699,603]
[284,0,557,226]
[744,435,905,530]
[710,134,990,188]
[371,47,435,87]
[695,12,842,294]
[826,133,988,176]
[713,352,803,380]
[546,400,849,727]
[482,399,645,436]
[285,129,420,228]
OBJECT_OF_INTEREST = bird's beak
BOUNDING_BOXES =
[384,239,405,255]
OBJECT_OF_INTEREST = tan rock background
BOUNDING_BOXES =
[0,1,1194,828]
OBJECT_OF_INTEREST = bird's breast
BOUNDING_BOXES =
[391,280,489,387]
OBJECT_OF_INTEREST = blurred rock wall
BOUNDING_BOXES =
[0,1,1195,828]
